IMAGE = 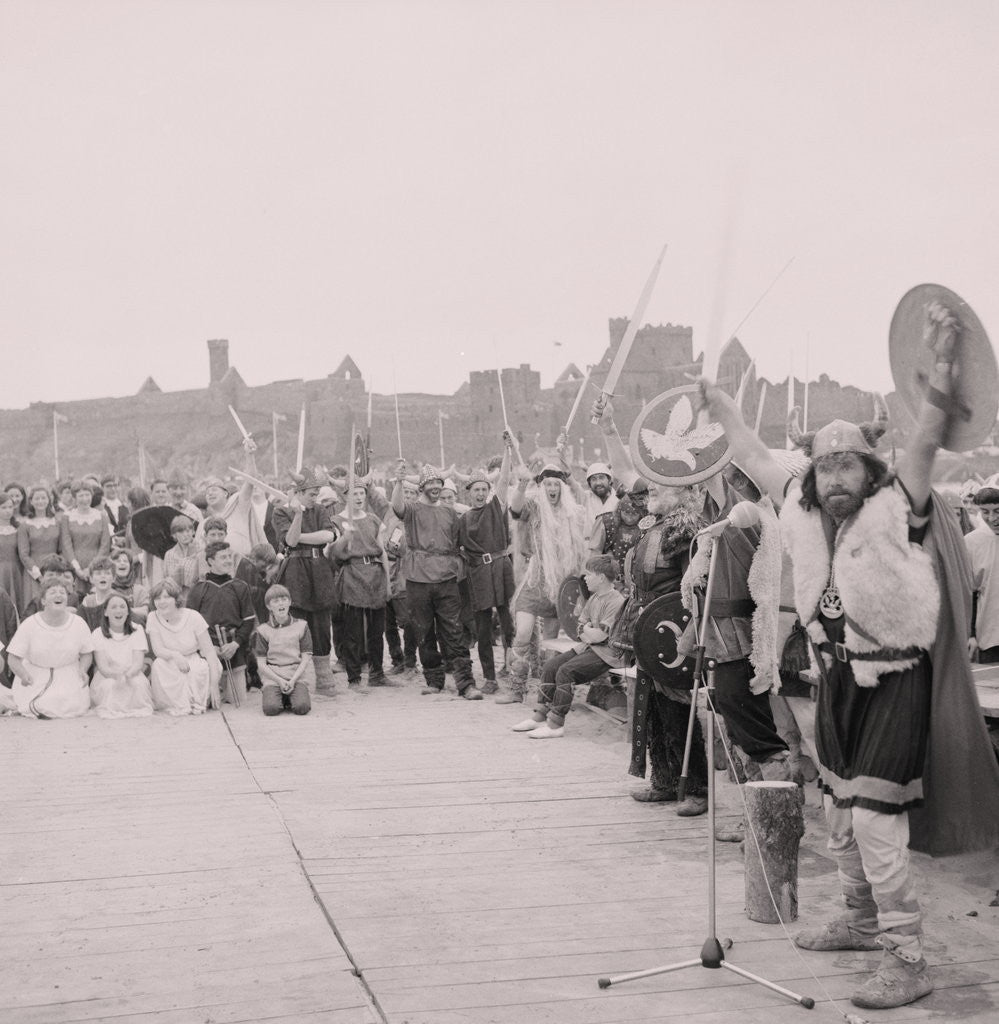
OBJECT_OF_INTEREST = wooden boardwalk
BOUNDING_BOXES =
[3,677,999,1024]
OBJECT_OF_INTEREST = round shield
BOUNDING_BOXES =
[889,283,998,452]
[629,385,732,485]
[130,506,182,559]
[633,592,696,689]
[557,575,585,638]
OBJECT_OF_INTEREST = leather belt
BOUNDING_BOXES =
[466,550,508,566]
[817,641,924,665]
[288,548,323,558]
[350,555,376,565]
[702,598,756,618]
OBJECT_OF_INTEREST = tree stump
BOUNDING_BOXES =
[743,781,805,924]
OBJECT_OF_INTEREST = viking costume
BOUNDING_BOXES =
[677,476,792,776]
[272,470,339,689]
[329,510,387,686]
[506,466,587,696]
[458,470,515,686]
[185,571,257,701]
[777,408,999,1009]
[591,481,648,591]
[399,467,480,697]
[619,501,708,804]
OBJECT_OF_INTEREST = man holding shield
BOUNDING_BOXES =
[697,298,999,1009]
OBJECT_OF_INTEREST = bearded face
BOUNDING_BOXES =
[588,474,611,499]
[814,452,870,522]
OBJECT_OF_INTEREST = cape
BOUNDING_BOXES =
[909,490,999,856]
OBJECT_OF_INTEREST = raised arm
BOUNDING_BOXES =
[697,379,791,508]
[391,459,407,518]
[591,398,638,490]
[509,462,532,516]
[496,437,513,510]
[895,301,958,514]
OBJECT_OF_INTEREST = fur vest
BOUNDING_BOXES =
[780,482,939,688]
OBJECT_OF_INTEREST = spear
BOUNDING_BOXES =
[753,380,768,435]
[495,366,524,465]
[272,412,286,479]
[347,422,356,524]
[393,368,403,459]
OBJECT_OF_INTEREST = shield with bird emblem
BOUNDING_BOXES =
[628,384,732,485]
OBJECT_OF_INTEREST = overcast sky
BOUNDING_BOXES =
[3,0,998,407]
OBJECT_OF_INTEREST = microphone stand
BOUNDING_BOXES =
[597,534,814,1010]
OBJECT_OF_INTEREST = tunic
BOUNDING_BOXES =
[164,541,202,593]
[185,574,257,667]
[459,496,514,611]
[401,502,463,583]
[146,609,213,715]
[330,513,386,608]
[596,509,643,591]
[90,626,154,719]
[7,613,94,719]
[272,504,338,611]
[966,526,999,649]
[254,616,315,687]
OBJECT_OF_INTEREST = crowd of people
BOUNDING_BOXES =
[3,303,999,1011]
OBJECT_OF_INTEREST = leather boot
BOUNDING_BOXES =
[850,934,932,1009]
[313,655,336,694]
[795,910,880,952]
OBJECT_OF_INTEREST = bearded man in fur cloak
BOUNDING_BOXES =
[698,301,999,1011]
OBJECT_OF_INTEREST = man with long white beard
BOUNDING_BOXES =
[697,300,999,1010]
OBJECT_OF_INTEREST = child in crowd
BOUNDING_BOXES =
[22,556,79,616]
[77,556,116,631]
[254,584,313,716]
[163,514,201,597]
[512,554,626,739]
[185,541,256,703]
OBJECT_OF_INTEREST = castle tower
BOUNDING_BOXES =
[207,339,229,385]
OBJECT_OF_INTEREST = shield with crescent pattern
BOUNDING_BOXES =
[629,384,732,485]
[633,592,696,689]
[556,575,588,638]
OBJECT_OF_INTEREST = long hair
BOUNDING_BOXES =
[101,595,136,638]
[6,482,29,518]
[26,484,56,519]
[797,454,892,512]
[526,480,587,602]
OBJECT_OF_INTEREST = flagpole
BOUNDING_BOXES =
[786,353,795,451]
[438,410,445,469]
[296,405,306,473]
[53,411,60,480]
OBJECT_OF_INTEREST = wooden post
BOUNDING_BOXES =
[743,780,805,924]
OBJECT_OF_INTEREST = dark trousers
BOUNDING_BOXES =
[712,657,788,763]
[385,596,418,668]
[294,607,332,657]
[537,648,609,725]
[341,604,386,682]
[262,681,311,716]
[406,579,473,690]
[648,686,707,797]
[474,605,513,681]
[978,645,999,664]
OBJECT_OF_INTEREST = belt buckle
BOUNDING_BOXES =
[834,642,848,663]
[481,552,493,565]
[362,555,371,565]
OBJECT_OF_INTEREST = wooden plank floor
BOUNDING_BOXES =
[4,673,999,1024]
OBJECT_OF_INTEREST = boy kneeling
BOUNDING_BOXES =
[255,585,313,716]
[512,554,625,738]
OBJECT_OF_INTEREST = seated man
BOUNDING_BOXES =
[185,541,257,703]
[511,554,624,738]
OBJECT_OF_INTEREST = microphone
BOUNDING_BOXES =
[696,500,761,538]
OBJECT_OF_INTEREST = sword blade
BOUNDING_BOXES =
[593,244,667,422]
[228,405,251,442]
[564,364,592,435]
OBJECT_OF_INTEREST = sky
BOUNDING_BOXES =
[3,0,999,407]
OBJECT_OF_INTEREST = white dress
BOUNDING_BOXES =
[146,609,212,716]
[90,627,154,719]
[7,614,94,719]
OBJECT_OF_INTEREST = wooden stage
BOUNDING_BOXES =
[3,677,999,1024]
